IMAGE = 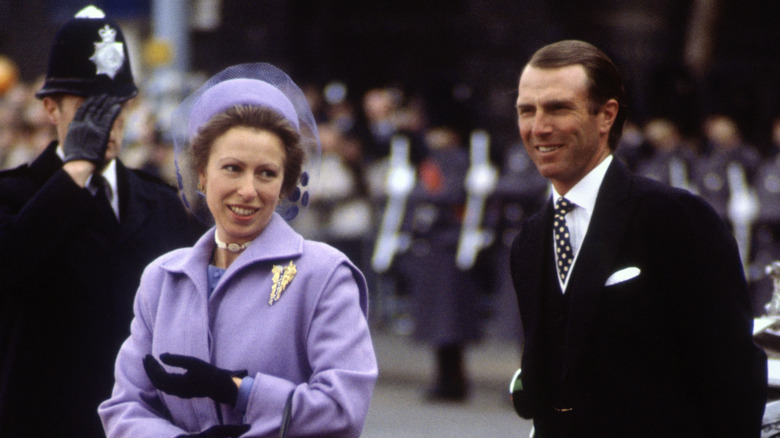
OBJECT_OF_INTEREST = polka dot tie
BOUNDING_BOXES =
[554,197,575,283]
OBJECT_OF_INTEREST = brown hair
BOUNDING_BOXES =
[526,40,627,150]
[190,105,304,197]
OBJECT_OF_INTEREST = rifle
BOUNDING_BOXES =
[371,135,416,273]
[726,161,759,276]
[668,156,697,194]
[456,130,498,270]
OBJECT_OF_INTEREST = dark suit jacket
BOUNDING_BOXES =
[0,142,204,437]
[510,158,767,437]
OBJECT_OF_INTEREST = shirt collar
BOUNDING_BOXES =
[551,154,613,213]
[101,159,118,201]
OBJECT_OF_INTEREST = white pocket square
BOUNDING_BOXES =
[605,267,641,286]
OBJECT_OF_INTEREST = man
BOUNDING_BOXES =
[508,40,767,437]
[0,6,201,437]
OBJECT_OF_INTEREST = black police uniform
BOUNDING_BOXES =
[0,7,202,437]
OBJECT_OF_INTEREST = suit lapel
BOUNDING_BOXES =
[115,161,155,241]
[513,201,553,372]
[563,159,635,372]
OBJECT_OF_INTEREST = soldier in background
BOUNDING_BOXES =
[693,114,761,220]
[634,118,698,193]
[396,102,482,402]
[693,114,761,280]
[0,6,201,436]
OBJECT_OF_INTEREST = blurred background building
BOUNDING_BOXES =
[3,0,780,149]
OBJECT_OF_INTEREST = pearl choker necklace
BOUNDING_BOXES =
[214,233,249,253]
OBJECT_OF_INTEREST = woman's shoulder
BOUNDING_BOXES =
[143,246,193,278]
[297,239,366,281]
[300,239,352,265]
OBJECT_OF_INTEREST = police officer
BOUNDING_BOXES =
[0,6,201,436]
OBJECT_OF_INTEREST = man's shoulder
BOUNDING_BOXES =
[0,161,33,179]
[630,172,709,208]
[0,164,37,198]
[125,167,178,193]
[626,171,725,231]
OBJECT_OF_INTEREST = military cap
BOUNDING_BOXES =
[36,5,137,101]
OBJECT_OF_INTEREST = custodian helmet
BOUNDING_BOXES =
[35,5,137,101]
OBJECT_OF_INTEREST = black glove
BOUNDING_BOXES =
[176,424,250,438]
[143,353,247,407]
[62,94,122,166]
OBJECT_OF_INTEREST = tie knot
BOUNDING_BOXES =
[91,175,113,201]
[555,197,574,215]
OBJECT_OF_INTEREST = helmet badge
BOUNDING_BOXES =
[89,25,125,80]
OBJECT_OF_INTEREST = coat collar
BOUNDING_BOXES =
[161,213,304,295]
[29,142,64,187]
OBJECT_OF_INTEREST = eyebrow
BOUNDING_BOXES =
[516,98,576,111]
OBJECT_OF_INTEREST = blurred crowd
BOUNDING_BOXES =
[3,70,780,329]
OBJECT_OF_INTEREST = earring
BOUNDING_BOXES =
[197,182,205,194]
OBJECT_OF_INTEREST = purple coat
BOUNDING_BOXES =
[99,213,377,437]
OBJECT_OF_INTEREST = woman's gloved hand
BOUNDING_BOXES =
[143,353,247,406]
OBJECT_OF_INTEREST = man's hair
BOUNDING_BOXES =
[190,105,303,197]
[527,40,627,150]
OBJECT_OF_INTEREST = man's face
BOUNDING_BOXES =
[47,94,128,164]
[516,64,615,194]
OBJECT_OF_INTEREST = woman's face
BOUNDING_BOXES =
[199,126,286,244]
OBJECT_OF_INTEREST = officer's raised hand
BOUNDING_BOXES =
[143,353,247,407]
[62,93,122,167]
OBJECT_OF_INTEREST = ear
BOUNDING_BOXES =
[599,99,619,135]
[42,97,59,126]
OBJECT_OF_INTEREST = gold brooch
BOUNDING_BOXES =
[270,261,297,305]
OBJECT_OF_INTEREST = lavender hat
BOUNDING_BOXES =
[172,63,320,225]
[187,78,299,141]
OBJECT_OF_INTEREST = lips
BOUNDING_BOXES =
[536,144,563,153]
[229,205,258,217]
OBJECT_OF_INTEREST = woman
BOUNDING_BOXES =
[99,64,378,438]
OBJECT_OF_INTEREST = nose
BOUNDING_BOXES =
[530,112,552,137]
[236,175,257,201]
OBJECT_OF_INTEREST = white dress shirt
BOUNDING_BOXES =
[551,155,613,292]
